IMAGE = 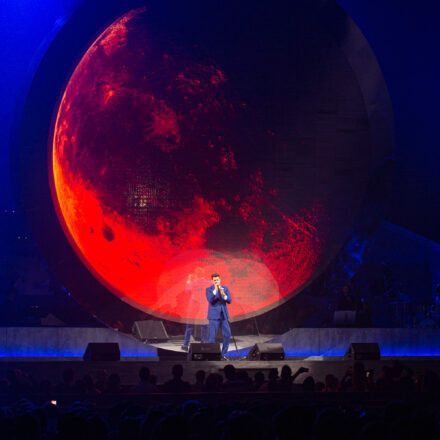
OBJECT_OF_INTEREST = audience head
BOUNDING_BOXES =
[182,400,203,419]
[315,381,325,392]
[87,415,107,440]
[119,415,143,440]
[151,414,188,440]
[268,368,279,381]
[205,373,221,391]
[353,361,366,391]
[107,373,121,392]
[303,376,315,392]
[14,413,40,440]
[324,374,338,392]
[83,374,96,391]
[274,406,315,440]
[314,408,346,440]
[224,364,236,381]
[254,371,265,385]
[281,365,292,380]
[226,411,262,440]
[172,364,184,379]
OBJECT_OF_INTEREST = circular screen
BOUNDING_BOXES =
[51,4,373,324]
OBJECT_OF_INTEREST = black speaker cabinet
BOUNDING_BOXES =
[345,343,381,360]
[246,343,285,361]
[189,343,222,361]
[132,320,169,342]
[83,343,120,361]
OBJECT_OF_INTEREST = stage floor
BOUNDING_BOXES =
[3,327,440,358]
[149,334,275,353]
[1,326,440,387]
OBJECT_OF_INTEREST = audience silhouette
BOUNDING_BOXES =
[0,362,439,439]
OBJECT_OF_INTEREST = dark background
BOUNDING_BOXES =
[0,0,438,244]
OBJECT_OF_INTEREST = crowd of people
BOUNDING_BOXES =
[0,387,439,439]
[1,360,439,397]
[0,361,440,439]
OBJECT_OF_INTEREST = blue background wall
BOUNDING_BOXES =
[0,0,439,243]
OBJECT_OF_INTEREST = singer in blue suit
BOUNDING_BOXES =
[206,273,232,358]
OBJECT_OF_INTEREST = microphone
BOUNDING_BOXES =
[219,285,226,299]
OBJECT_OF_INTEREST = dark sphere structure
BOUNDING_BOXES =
[14,0,393,330]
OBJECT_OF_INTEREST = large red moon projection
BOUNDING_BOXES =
[51,6,371,324]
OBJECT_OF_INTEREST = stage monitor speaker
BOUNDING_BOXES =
[189,343,221,361]
[345,343,380,360]
[246,343,285,361]
[132,320,169,342]
[83,343,120,361]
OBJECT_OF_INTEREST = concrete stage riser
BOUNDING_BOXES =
[1,327,440,386]
[271,328,440,356]
[1,327,440,358]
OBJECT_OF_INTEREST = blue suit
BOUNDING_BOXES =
[206,285,231,356]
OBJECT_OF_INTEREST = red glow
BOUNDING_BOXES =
[51,8,331,323]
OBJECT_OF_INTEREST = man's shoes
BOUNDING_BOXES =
[221,355,229,361]
[181,346,189,352]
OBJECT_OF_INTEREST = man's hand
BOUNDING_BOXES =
[292,366,310,383]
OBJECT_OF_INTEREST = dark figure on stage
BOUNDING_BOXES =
[181,268,209,352]
[337,284,357,311]
[206,273,232,358]
[337,283,373,327]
